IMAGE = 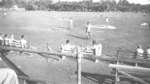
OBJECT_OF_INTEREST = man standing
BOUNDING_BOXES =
[86,22,92,39]
[84,40,102,63]
[91,40,102,63]
[69,18,73,29]
[105,17,108,27]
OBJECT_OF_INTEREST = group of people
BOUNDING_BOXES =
[134,45,150,59]
[0,33,28,55]
[55,39,102,62]
[0,33,27,48]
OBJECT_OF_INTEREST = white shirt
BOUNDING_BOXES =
[92,44,102,56]
[20,39,27,48]
[136,48,144,56]
[86,24,91,32]
[63,44,74,51]
[9,37,15,44]
[0,37,3,40]
[0,36,3,45]
[70,19,73,24]
[106,18,108,23]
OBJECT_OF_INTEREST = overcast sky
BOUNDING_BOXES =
[53,0,150,5]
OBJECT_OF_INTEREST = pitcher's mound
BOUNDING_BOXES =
[94,25,116,29]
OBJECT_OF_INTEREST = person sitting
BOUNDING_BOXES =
[134,45,144,59]
[20,35,27,49]
[146,45,150,59]
[0,68,19,84]
[60,40,75,59]
[2,34,10,55]
[4,34,10,46]
[9,35,17,47]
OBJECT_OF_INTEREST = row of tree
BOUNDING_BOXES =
[1,0,150,13]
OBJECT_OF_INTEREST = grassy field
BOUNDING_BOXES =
[0,11,150,84]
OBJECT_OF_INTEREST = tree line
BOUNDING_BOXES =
[1,0,150,13]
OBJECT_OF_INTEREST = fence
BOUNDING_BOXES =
[0,46,150,84]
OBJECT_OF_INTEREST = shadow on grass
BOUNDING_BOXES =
[37,53,59,61]
[58,26,69,30]
[66,34,87,40]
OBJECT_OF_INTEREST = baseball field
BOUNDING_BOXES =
[0,11,150,84]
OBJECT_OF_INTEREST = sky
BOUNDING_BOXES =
[53,0,150,5]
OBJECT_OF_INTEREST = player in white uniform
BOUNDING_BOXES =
[69,18,73,29]
[105,17,108,26]
[86,22,92,39]
[0,68,19,84]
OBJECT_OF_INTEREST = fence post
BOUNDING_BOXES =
[115,61,120,84]
[77,46,83,84]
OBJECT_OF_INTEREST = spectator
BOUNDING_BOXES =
[20,35,27,49]
[134,45,144,59]
[146,45,150,59]
[0,68,19,84]
[60,40,75,59]
[85,40,102,63]
[4,34,10,46]
[9,35,16,47]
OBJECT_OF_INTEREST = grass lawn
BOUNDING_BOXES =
[0,11,150,84]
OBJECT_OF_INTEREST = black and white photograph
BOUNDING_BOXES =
[0,0,150,84]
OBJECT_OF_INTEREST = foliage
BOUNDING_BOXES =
[1,0,150,13]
